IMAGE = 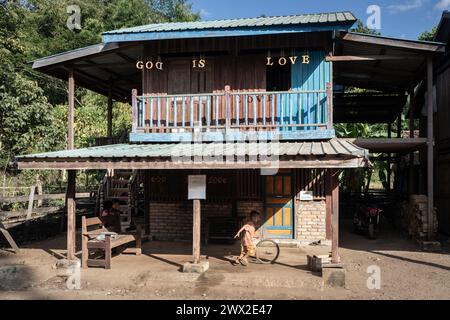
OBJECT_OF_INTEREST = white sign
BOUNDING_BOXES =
[188,175,206,200]
[300,191,314,201]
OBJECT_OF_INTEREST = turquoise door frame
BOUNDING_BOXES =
[263,171,295,239]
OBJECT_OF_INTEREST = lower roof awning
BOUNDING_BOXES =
[16,139,369,170]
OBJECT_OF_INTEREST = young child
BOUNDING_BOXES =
[100,200,121,232]
[234,211,260,266]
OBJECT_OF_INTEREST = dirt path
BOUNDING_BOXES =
[1,221,449,300]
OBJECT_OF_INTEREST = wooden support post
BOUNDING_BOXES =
[0,221,20,253]
[107,83,113,139]
[331,169,340,264]
[325,169,332,240]
[409,86,416,195]
[193,199,201,264]
[426,56,435,241]
[143,170,150,235]
[326,82,333,130]
[387,123,392,198]
[132,89,138,133]
[68,70,75,150]
[66,170,76,260]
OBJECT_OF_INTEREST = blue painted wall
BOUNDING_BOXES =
[278,50,331,132]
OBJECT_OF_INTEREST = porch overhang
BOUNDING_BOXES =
[16,140,369,170]
[332,31,445,92]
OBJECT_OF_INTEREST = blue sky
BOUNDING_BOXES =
[190,0,450,40]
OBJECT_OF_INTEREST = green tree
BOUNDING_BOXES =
[419,26,437,41]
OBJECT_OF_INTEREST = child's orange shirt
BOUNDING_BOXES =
[242,222,256,247]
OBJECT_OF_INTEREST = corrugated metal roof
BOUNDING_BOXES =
[18,140,367,160]
[103,12,357,35]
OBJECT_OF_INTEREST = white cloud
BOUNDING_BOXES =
[387,0,424,13]
[199,9,211,18]
[435,0,450,10]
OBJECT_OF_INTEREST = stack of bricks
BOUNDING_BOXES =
[297,200,326,241]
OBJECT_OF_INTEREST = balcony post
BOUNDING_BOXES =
[326,82,333,130]
[225,85,231,129]
[132,89,138,133]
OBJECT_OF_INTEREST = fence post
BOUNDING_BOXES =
[24,186,36,239]
[326,82,333,130]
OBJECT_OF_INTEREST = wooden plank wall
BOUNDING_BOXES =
[143,55,267,95]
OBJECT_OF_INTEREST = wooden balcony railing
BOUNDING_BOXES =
[131,84,333,140]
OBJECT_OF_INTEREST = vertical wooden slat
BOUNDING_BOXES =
[215,95,219,128]
[262,94,266,126]
[206,96,211,128]
[253,94,257,126]
[182,96,186,127]
[166,97,170,128]
[190,97,194,129]
[68,70,75,150]
[271,94,275,127]
[149,97,154,128]
[174,96,178,128]
[280,93,284,129]
[225,85,231,128]
[289,93,293,129]
[157,97,161,129]
[245,92,249,126]
[235,95,240,127]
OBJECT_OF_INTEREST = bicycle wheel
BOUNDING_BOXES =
[255,240,280,264]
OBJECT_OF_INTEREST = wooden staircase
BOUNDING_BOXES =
[97,169,140,232]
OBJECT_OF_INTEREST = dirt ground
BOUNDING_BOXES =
[1,220,450,300]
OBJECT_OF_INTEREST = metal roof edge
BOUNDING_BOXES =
[102,11,357,35]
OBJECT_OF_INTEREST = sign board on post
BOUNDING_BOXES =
[300,191,314,201]
[188,175,206,200]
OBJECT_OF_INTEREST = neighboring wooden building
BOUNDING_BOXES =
[434,11,450,235]
[16,11,445,264]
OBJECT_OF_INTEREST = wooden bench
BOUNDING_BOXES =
[81,216,142,269]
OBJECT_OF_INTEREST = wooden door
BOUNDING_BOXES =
[264,171,294,239]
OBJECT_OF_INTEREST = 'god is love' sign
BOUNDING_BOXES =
[136,55,311,71]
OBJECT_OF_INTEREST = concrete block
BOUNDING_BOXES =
[322,265,345,288]
[182,261,209,274]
